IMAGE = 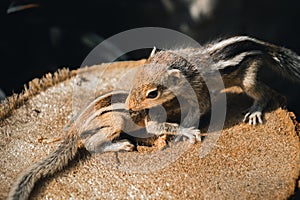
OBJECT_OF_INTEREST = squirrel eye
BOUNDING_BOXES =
[146,89,159,99]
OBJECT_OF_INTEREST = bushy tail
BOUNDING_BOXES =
[206,36,300,82]
[267,44,300,82]
[7,133,78,200]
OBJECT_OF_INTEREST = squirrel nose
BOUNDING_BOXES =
[126,100,139,112]
[125,92,142,111]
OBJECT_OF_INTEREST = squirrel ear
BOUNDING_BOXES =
[168,69,181,78]
[148,47,157,60]
[167,69,182,85]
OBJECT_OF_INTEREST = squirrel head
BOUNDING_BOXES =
[126,51,190,111]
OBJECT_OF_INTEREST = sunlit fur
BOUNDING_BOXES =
[126,36,300,125]
[126,50,211,116]
[126,64,177,111]
[8,91,142,200]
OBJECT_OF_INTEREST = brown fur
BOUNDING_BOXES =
[7,90,142,200]
[126,36,300,126]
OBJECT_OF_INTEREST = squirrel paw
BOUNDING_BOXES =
[179,127,201,143]
[115,140,135,152]
[243,111,263,125]
[95,139,134,153]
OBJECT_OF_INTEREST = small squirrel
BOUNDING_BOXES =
[8,89,201,200]
[126,36,300,131]
[7,90,143,200]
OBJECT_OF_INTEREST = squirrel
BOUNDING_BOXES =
[8,89,202,200]
[126,36,300,132]
[7,90,143,200]
[9,35,299,199]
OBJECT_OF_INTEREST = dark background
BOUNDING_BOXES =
[1,0,300,116]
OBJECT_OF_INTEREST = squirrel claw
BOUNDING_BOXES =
[243,111,263,125]
[116,140,135,151]
[179,127,201,143]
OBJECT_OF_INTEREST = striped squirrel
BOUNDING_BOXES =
[126,36,300,130]
[7,90,141,200]
[8,89,201,200]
